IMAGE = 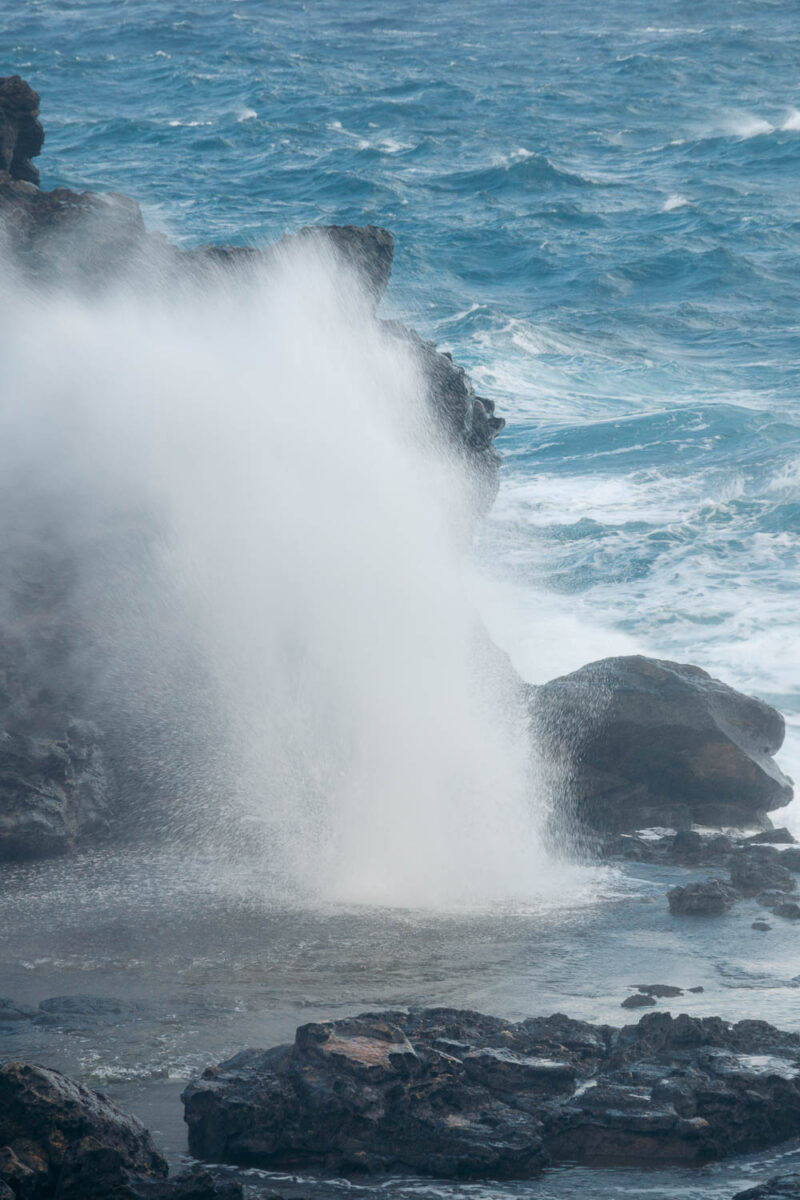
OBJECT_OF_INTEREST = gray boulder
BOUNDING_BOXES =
[667,879,739,916]
[729,847,797,897]
[531,655,792,835]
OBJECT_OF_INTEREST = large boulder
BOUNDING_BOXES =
[667,879,739,917]
[531,655,793,835]
[182,1007,800,1179]
[0,1061,166,1197]
[0,1063,242,1199]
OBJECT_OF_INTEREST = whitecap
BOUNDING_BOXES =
[379,137,413,154]
[724,113,774,139]
[663,193,688,211]
[326,120,370,149]
[781,108,800,131]
[237,108,257,122]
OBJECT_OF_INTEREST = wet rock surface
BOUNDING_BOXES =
[0,1060,243,1199]
[0,1060,166,1195]
[182,1006,800,1179]
[531,655,793,835]
[735,1176,800,1198]
[668,878,740,916]
[0,75,504,863]
[0,77,44,185]
[0,724,113,862]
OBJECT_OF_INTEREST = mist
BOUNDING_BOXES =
[0,240,555,908]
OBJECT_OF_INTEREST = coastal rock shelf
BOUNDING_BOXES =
[182,1007,800,1179]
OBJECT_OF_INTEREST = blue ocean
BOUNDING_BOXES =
[7,0,800,804]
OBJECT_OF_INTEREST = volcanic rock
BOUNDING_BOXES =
[730,848,797,897]
[0,1062,243,1199]
[0,77,44,185]
[531,655,792,835]
[734,1176,800,1198]
[182,1007,800,1179]
[621,993,657,1009]
[0,723,113,861]
[668,879,739,916]
[780,847,800,871]
[746,828,797,845]
[0,1061,167,1196]
[769,900,800,920]
[0,76,506,862]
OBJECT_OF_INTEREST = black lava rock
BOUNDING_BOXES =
[0,1061,167,1197]
[182,1007,800,1179]
[621,993,658,1009]
[668,879,739,916]
[0,76,44,185]
[730,849,797,897]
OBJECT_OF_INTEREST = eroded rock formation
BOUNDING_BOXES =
[0,77,44,186]
[0,1062,242,1199]
[182,1006,800,1179]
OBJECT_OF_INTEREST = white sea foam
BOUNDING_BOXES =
[723,113,774,139]
[663,193,688,211]
[781,108,800,131]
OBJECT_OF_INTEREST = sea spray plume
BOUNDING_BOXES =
[0,235,553,905]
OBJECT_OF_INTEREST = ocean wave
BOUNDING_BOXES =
[438,153,594,195]
[662,193,689,211]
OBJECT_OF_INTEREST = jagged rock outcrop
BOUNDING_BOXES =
[0,538,114,860]
[602,826,799,868]
[182,1006,800,1179]
[0,1061,166,1196]
[667,878,739,916]
[531,655,793,836]
[0,75,505,862]
[0,1062,242,1199]
[0,77,44,186]
[0,723,112,860]
[735,1177,800,1199]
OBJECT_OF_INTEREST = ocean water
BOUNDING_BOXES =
[7,0,800,819]
[3,4,800,1198]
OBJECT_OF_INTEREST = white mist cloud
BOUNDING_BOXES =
[0,240,571,908]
